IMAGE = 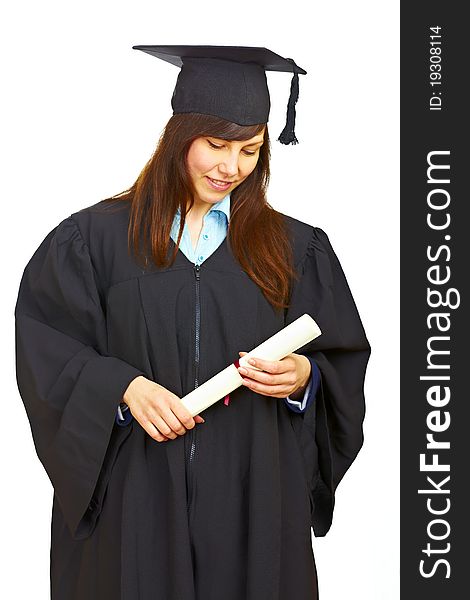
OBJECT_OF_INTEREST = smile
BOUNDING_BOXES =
[206,177,233,190]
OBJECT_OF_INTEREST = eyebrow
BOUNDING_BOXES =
[242,138,265,147]
[209,136,265,147]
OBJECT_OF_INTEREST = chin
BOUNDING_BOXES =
[204,194,227,205]
[198,184,230,202]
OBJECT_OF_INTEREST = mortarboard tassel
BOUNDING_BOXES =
[278,58,300,145]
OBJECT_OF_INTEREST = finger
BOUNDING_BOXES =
[238,360,295,383]
[169,397,205,425]
[170,400,199,431]
[160,409,191,436]
[240,370,297,389]
[242,355,289,374]
[150,413,180,439]
[240,378,294,398]
[238,367,289,386]
[142,420,170,443]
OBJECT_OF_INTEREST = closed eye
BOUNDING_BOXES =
[207,140,223,149]
[207,139,260,156]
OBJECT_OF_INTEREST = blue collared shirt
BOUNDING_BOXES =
[116,193,319,425]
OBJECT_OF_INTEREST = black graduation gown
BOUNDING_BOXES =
[14,199,370,600]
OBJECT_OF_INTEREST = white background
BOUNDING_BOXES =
[1,1,399,598]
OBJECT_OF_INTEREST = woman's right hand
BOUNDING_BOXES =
[122,376,205,442]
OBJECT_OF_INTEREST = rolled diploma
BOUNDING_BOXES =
[180,313,321,416]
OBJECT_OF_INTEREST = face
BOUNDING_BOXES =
[186,128,265,211]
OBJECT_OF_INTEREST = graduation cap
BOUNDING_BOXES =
[132,45,307,145]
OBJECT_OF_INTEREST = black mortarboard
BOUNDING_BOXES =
[132,45,307,145]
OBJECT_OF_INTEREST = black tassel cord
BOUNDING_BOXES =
[278,58,300,145]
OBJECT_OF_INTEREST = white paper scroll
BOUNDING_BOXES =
[180,313,321,416]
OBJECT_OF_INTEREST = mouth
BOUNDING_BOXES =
[206,176,234,191]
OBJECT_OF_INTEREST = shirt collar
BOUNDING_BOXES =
[175,192,231,223]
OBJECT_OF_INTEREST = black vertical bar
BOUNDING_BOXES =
[401,3,468,598]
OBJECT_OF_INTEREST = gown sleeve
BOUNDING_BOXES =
[286,226,371,536]
[14,215,145,540]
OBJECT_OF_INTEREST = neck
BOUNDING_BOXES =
[186,198,214,220]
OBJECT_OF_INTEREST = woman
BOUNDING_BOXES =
[15,46,370,599]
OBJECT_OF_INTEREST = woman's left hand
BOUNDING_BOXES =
[237,351,311,399]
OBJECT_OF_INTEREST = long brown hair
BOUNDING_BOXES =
[103,113,298,311]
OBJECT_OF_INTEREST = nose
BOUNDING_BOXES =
[218,150,239,178]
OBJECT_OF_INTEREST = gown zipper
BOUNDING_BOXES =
[187,263,201,513]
